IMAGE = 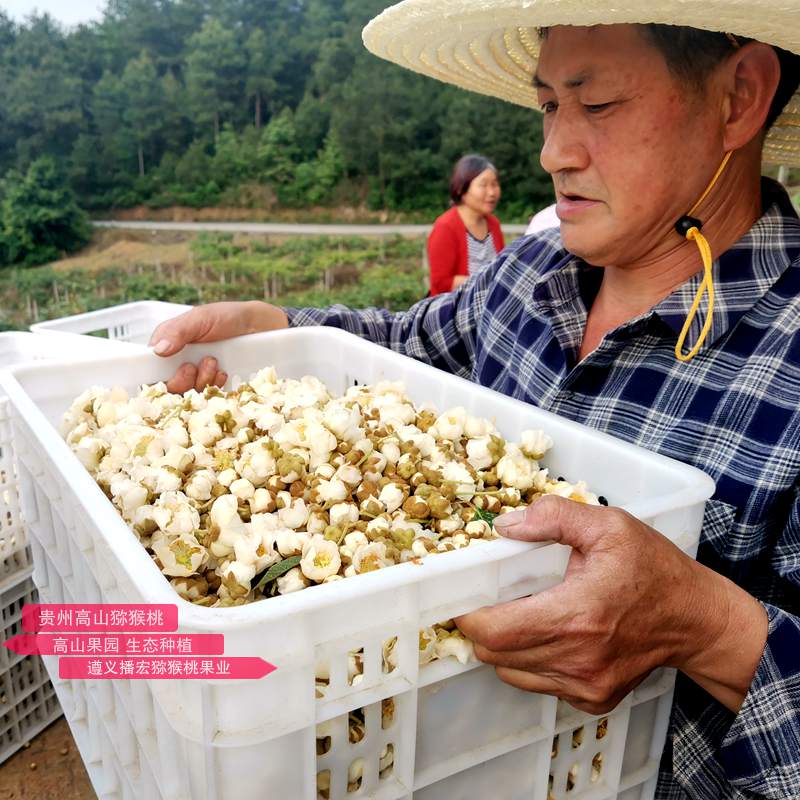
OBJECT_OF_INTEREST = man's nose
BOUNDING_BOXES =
[539,114,590,176]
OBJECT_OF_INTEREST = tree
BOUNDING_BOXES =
[6,14,83,166]
[120,52,163,176]
[91,70,133,175]
[257,109,299,187]
[245,28,285,129]
[185,18,245,141]
[158,69,189,153]
[291,131,344,206]
[0,13,18,176]
[0,157,91,267]
[330,55,441,208]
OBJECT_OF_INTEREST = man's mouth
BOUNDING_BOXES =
[556,192,601,218]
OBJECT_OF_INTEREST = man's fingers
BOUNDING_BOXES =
[493,666,566,697]
[149,308,214,356]
[473,641,560,672]
[455,588,571,651]
[162,360,225,394]
[166,363,198,394]
[194,357,219,391]
[213,370,228,388]
[494,494,622,551]
[494,668,616,714]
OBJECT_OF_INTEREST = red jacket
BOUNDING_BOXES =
[427,206,505,295]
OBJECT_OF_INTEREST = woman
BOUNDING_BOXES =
[427,154,504,295]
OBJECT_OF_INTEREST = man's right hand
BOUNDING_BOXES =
[148,301,289,393]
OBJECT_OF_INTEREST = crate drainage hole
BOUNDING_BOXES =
[571,725,583,749]
[596,717,608,739]
[349,709,366,744]
[347,758,363,793]
[317,736,331,756]
[381,697,395,730]
[591,752,603,783]
[380,744,394,780]
[316,700,398,796]
[566,763,579,792]
[317,770,331,799]
[348,649,364,687]
[382,636,399,676]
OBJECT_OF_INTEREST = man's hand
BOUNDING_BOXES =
[456,495,768,715]
[148,301,289,393]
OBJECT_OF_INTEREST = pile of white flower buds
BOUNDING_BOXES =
[63,367,599,614]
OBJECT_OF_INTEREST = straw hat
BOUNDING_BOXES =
[362,1,800,166]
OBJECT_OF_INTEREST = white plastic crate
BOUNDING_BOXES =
[0,331,144,765]
[30,300,191,345]
[0,576,61,764]
[0,328,715,800]
[0,397,27,589]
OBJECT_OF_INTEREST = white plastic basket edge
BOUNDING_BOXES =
[29,300,191,338]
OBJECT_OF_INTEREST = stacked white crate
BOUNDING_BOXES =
[0,332,137,765]
[0,328,714,799]
[30,300,191,345]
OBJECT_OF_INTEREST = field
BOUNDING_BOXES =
[0,230,429,331]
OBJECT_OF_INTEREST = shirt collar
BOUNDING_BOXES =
[529,178,800,349]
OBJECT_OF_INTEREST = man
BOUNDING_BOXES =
[149,5,800,798]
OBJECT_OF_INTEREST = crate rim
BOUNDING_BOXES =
[29,300,191,336]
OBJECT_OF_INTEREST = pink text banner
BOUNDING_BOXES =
[59,657,276,680]
[5,633,224,656]
[22,604,178,632]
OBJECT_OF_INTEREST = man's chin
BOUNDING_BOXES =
[560,227,608,264]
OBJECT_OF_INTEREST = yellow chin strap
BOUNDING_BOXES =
[673,150,733,362]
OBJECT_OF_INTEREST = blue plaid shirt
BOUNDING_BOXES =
[287,178,800,799]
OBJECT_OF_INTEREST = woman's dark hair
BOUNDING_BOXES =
[538,24,800,131]
[449,154,497,205]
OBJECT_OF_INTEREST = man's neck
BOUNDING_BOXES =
[579,151,763,360]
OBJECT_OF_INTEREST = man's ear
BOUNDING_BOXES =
[722,42,781,152]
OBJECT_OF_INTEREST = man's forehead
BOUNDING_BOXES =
[533,69,594,90]
[534,25,661,89]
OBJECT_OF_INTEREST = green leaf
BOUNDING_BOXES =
[473,508,499,528]
[254,555,301,594]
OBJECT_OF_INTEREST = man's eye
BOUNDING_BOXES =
[584,102,613,114]
[541,101,557,114]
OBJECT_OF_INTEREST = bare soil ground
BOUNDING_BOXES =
[49,229,194,273]
[0,718,94,800]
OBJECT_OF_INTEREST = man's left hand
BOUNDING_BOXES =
[455,494,766,715]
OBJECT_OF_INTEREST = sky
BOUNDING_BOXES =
[1,0,105,27]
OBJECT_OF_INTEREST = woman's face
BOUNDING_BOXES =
[461,168,501,216]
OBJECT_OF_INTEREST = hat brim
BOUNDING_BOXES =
[362,0,800,167]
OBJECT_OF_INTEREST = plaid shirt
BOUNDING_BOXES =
[287,178,800,799]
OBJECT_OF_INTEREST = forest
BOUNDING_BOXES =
[0,0,554,218]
